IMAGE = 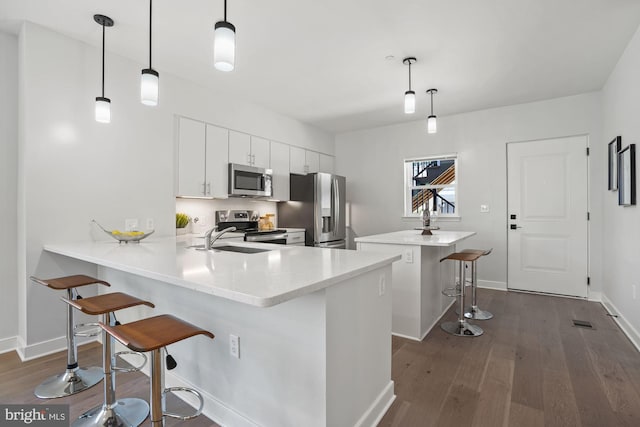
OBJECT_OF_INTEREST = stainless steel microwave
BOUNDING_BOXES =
[228,163,273,197]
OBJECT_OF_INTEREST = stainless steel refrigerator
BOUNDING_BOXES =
[277,173,346,248]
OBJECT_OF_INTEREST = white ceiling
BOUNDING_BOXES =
[2,0,640,134]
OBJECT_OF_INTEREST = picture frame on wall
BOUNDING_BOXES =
[618,144,636,206]
[608,136,622,191]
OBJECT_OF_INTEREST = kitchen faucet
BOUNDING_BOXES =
[204,226,238,250]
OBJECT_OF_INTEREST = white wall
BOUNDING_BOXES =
[601,24,640,345]
[335,93,603,294]
[0,32,18,352]
[17,22,332,354]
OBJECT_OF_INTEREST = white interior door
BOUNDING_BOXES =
[507,136,589,297]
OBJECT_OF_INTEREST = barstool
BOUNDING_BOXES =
[459,248,493,320]
[100,314,215,426]
[440,252,484,337]
[63,292,155,427]
[31,275,110,398]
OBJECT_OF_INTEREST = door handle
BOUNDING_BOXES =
[510,224,523,230]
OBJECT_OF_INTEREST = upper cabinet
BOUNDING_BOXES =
[270,141,290,201]
[177,117,228,198]
[290,147,320,174]
[319,153,335,174]
[229,131,270,168]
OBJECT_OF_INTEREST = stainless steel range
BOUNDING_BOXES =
[215,210,292,245]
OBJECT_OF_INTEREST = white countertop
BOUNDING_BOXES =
[44,236,398,308]
[355,229,476,246]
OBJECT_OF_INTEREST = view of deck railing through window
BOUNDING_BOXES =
[404,155,457,217]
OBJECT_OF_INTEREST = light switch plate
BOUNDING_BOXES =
[404,249,413,263]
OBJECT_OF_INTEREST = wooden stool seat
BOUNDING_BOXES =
[440,252,483,263]
[460,248,493,257]
[63,292,154,315]
[100,314,215,353]
[31,274,110,290]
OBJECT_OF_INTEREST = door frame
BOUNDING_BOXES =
[505,133,591,298]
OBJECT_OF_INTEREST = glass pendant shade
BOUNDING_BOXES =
[141,69,159,106]
[214,21,236,72]
[427,115,437,134]
[95,97,111,123]
[404,91,416,114]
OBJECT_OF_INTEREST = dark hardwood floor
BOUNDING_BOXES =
[381,289,640,427]
[2,289,640,426]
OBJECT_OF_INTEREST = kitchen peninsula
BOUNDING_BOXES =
[44,237,400,427]
[355,230,475,340]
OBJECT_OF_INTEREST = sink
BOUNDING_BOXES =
[187,244,271,254]
[213,245,272,254]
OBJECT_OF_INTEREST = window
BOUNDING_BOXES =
[404,154,458,217]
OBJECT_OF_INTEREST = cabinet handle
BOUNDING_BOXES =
[202,182,206,195]
[206,183,211,195]
[252,154,256,165]
[247,154,252,165]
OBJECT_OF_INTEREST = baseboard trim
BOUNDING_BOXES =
[164,370,260,427]
[16,335,99,362]
[601,294,640,353]
[587,291,602,302]
[478,280,507,291]
[0,336,17,355]
[355,380,396,427]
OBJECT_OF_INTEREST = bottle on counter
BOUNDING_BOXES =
[422,205,431,229]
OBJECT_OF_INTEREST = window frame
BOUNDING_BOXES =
[403,153,459,219]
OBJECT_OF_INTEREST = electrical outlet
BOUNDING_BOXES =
[125,218,139,231]
[480,204,490,213]
[404,249,413,264]
[378,275,386,296]
[146,218,154,230]
[230,334,240,359]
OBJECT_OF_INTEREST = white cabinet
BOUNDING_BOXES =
[319,153,335,174]
[177,117,228,198]
[229,131,269,168]
[205,124,229,198]
[290,147,320,175]
[286,231,305,246]
[270,141,290,201]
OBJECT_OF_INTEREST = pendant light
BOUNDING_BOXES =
[214,0,236,72]
[403,57,416,114]
[141,0,159,106]
[426,88,438,134]
[94,14,114,123]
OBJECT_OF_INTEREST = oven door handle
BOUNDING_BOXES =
[245,233,289,242]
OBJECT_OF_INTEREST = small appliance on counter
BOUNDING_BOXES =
[215,210,294,245]
[277,173,346,248]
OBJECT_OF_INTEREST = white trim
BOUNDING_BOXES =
[601,294,640,353]
[477,280,507,291]
[587,291,602,302]
[165,370,261,427]
[401,215,461,222]
[354,381,396,427]
[16,335,99,362]
[404,153,458,162]
[391,331,422,341]
[0,336,17,355]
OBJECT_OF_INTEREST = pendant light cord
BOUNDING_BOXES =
[149,0,153,68]
[430,91,434,115]
[224,0,227,22]
[408,62,412,92]
[101,23,105,97]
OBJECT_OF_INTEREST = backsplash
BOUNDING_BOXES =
[175,198,278,234]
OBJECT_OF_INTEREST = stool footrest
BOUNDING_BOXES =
[163,387,204,420]
[442,287,461,298]
[112,351,147,373]
[74,322,102,338]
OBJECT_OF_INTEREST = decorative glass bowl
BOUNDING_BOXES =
[92,220,154,244]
